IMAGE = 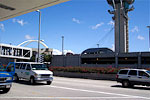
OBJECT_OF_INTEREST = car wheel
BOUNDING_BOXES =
[14,74,19,82]
[47,81,52,85]
[30,77,35,85]
[122,80,130,88]
[2,88,10,93]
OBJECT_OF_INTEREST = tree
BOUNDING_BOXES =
[44,54,52,62]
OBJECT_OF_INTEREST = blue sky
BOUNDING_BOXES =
[0,0,149,54]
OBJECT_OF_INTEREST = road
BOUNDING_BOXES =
[0,76,150,100]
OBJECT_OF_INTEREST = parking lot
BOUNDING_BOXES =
[0,76,150,100]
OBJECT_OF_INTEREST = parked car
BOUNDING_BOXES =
[116,69,150,87]
[0,62,15,93]
[14,62,53,85]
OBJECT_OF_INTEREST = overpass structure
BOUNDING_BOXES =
[0,43,32,59]
[0,0,69,21]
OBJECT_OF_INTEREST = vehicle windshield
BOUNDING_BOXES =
[0,64,5,71]
[31,64,48,70]
[146,70,150,74]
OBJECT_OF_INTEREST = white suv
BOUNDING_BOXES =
[14,62,53,85]
[116,69,150,87]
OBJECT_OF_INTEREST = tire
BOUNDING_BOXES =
[14,74,19,82]
[47,81,52,85]
[30,77,35,85]
[122,80,130,88]
[2,88,10,93]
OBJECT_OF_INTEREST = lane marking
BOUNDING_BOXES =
[0,97,149,99]
[60,98,71,100]
[54,77,111,84]
[50,85,150,100]
[53,81,122,91]
[54,81,108,88]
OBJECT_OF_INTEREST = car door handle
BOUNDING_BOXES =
[138,76,142,78]
[128,76,130,77]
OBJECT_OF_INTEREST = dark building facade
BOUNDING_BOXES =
[51,48,150,68]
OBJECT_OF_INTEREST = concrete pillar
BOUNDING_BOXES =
[115,53,118,67]
[62,55,66,67]
[78,55,81,67]
[138,52,141,68]
[115,3,128,53]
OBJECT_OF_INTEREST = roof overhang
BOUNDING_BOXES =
[0,0,69,21]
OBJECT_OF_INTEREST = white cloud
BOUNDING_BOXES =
[131,26,139,33]
[72,18,81,24]
[108,20,114,26]
[0,23,5,31]
[91,22,104,30]
[52,49,62,55]
[64,50,74,54]
[52,49,74,55]
[25,35,34,40]
[12,18,27,26]
[111,44,115,51]
[137,35,145,40]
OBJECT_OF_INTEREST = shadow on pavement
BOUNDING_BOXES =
[111,85,150,90]
[0,91,7,94]
[13,80,47,86]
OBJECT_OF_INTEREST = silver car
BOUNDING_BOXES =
[116,69,150,87]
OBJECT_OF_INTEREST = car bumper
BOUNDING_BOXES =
[35,77,53,82]
[0,82,12,89]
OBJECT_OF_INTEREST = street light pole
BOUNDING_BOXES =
[97,44,99,48]
[37,10,41,62]
[62,36,64,55]
[147,26,150,51]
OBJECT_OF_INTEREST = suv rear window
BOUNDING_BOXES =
[139,71,149,77]
[128,70,137,76]
[119,70,128,74]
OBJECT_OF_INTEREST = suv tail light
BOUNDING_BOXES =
[116,75,119,79]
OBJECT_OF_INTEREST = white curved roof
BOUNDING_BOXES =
[0,0,69,21]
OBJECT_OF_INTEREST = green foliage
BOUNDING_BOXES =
[49,67,150,74]
[49,66,120,74]
[30,56,35,62]
[44,54,52,62]
[30,54,52,62]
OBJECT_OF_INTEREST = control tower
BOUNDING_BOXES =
[107,0,135,53]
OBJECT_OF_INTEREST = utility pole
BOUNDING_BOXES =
[62,36,64,55]
[147,26,150,51]
[36,10,41,62]
[97,44,99,48]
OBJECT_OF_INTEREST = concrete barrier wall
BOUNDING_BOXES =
[51,55,80,67]
[53,71,116,81]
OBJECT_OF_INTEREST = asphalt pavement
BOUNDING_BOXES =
[0,76,150,100]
